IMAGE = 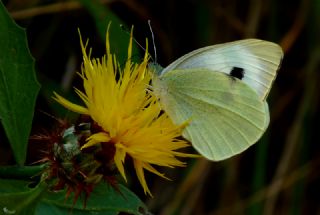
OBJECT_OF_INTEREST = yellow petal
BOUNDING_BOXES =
[133,160,152,196]
[81,132,110,149]
[53,92,88,114]
[143,162,170,180]
[54,25,198,196]
[114,145,127,182]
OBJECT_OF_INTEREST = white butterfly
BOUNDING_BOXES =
[152,39,283,161]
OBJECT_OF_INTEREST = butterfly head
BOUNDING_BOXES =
[148,62,164,76]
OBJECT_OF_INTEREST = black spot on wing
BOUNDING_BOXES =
[230,67,245,80]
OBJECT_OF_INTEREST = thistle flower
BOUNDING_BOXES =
[53,24,196,195]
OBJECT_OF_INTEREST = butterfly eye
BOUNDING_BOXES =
[230,67,245,80]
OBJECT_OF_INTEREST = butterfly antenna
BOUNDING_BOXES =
[148,20,157,63]
[120,24,146,53]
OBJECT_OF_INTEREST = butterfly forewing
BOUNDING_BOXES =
[161,39,283,101]
[153,69,269,161]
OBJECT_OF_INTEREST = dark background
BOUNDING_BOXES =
[3,0,320,214]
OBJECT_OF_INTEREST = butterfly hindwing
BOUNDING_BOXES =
[161,39,283,101]
[153,69,269,161]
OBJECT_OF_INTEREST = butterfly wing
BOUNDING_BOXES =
[161,39,283,101]
[153,69,269,161]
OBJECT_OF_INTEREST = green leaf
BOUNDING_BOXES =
[77,0,140,64]
[0,179,46,215]
[0,165,46,179]
[36,183,148,215]
[0,2,40,165]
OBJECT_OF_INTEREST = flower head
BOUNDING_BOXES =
[53,24,196,195]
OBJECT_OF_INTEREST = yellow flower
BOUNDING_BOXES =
[53,24,196,195]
